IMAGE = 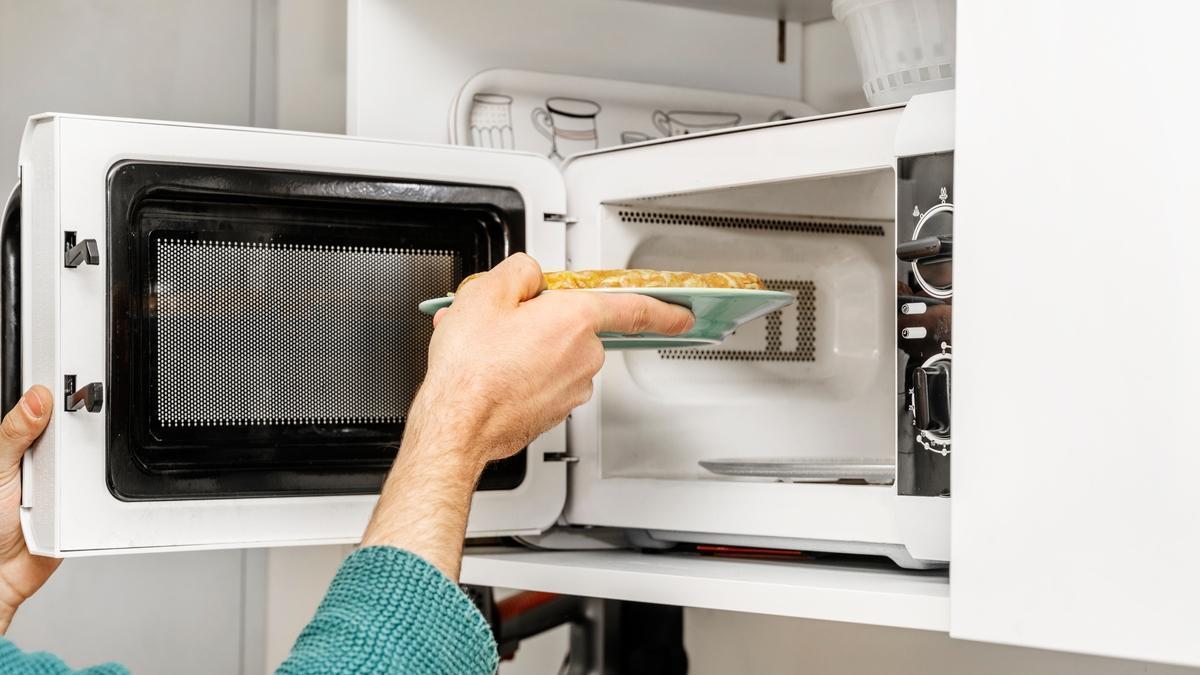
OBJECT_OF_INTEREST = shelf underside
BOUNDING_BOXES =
[461,547,949,631]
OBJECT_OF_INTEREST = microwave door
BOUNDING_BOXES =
[10,114,568,555]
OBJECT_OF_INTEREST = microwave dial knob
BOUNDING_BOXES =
[903,195,954,299]
[912,356,951,437]
[896,235,952,262]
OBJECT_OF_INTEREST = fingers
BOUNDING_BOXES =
[457,253,546,306]
[0,386,52,481]
[432,307,448,329]
[588,293,695,336]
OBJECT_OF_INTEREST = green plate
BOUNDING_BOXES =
[417,287,795,350]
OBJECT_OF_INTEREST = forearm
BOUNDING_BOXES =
[360,388,486,581]
[276,547,498,675]
[279,389,497,674]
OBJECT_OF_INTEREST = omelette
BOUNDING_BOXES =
[455,269,765,294]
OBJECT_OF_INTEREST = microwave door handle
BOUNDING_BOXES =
[64,237,99,268]
[64,375,103,413]
[1,183,20,413]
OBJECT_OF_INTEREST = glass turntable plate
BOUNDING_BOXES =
[698,457,896,484]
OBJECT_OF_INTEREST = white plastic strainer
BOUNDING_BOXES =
[832,0,956,106]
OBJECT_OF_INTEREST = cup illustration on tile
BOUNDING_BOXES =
[469,93,515,149]
[620,131,654,144]
[651,110,742,136]
[531,97,602,159]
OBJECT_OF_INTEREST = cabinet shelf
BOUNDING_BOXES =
[626,0,836,23]
[460,548,949,631]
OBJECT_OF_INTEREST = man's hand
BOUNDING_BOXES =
[362,254,694,578]
[0,386,60,633]
[424,253,695,467]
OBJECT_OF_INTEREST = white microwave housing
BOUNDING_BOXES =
[11,92,952,563]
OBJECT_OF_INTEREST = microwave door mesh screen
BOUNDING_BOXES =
[151,239,457,428]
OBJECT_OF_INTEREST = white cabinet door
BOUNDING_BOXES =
[952,1,1200,667]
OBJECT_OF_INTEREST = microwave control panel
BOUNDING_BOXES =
[896,151,953,498]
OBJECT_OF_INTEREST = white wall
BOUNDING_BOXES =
[510,607,1200,674]
[801,18,867,112]
[0,1,259,672]
[275,0,347,133]
[0,0,346,178]
[7,550,263,674]
[262,545,356,671]
[506,601,1200,674]
[0,0,256,183]
[347,0,807,143]
[0,1,342,672]
[685,611,1200,675]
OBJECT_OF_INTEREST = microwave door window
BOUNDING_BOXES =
[105,162,527,500]
[151,239,450,433]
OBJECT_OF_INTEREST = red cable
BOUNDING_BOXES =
[497,590,562,621]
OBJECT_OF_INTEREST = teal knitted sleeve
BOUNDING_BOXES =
[276,546,499,675]
[0,637,127,675]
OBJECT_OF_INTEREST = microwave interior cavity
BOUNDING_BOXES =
[105,162,527,500]
[590,169,896,483]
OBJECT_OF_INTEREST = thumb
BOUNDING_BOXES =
[0,386,52,482]
[456,253,546,306]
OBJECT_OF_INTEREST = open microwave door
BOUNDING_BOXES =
[951,4,1200,667]
[10,114,568,555]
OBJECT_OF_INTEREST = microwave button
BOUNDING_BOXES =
[900,301,927,315]
[63,375,103,413]
[901,326,928,340]
[63,232,99,268]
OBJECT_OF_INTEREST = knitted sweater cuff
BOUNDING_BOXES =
[279,546,498,675]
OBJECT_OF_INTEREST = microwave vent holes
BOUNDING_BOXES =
[617,210,885,237]
[659,279,815,362]
[151,238,458,428]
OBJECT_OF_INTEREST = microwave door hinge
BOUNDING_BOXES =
[543,452,579,463]
[543,213,577,225]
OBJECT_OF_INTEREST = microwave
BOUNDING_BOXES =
[3,92,953,566]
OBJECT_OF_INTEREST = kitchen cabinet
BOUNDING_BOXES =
[951,0,1200,666]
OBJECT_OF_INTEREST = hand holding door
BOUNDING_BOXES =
[0,386,60,633]
[362,254,693,580]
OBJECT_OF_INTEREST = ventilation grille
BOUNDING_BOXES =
[618,210,885,237]
[659,279,816,362]
[152,238,458,428]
